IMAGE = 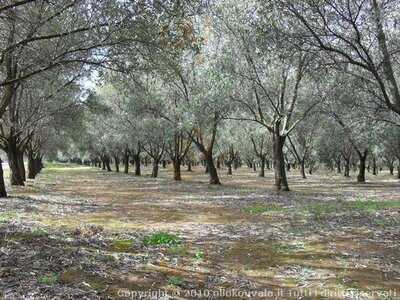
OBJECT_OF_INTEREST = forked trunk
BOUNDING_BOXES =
[272,132,289,191]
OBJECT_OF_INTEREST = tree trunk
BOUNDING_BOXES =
[27,151,37,179]
[357,151,367,183]
[114,156,120,172]
[272,132,289,191]
[205,153,220,184]
[123,151,129,174]
[173,159,182,181]
[253,163,256,172]
[397,158,400,179]
[300,160,306,179]
[106,159,112,172]
[7,145,25,186]
[389,165,394,175]
[187,161,192,172]
[336,158,341,173]
[151,160,159,178]
[134,154,141,176]
[0,159,7,198]
[17,151,25,182]
[259,157,265,177]
[372,156,377,175]
[162,160,167,168]
[227,162,232,175]
[344,159,350,177]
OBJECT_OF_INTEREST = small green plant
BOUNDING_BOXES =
[168,276,184,287]
[39,273,59,285]
[109,239,133,252]
[143,232,181,246]
[243,203,285,214]
[194,249,204,261]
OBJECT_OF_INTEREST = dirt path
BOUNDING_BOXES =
[1,164,400,299]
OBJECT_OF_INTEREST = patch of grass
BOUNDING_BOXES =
[39,273,59,285]
[307,203,339,219]
[109,239,133,252]
[306,199,400,220]
[348,199,400,213]
[167,245,189,256]
[168,276,184,287]
[143,232,181,246]
[0,212,15,223]
[30,228,48,237]
[243,203,285,214]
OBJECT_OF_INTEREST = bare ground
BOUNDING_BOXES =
[0,164,400,299]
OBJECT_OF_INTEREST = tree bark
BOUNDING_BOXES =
[151,160,159,178]
[134,154,141,176]
[357,150,368,183]
[0,159,7,197]
[123,151,129,174]
[114,156,120,172]
[344,158,350,177]
[227,162,232,175]
[272,132,289,191]
[389,165,394,175]
[336,158,341,173]
[205,153,220,185]
[372,156,377,175]
[173,159,182,181]
[259,157,265,177]
[27,151,38,179]
[7,145,25,186]
[300,160,306,179]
